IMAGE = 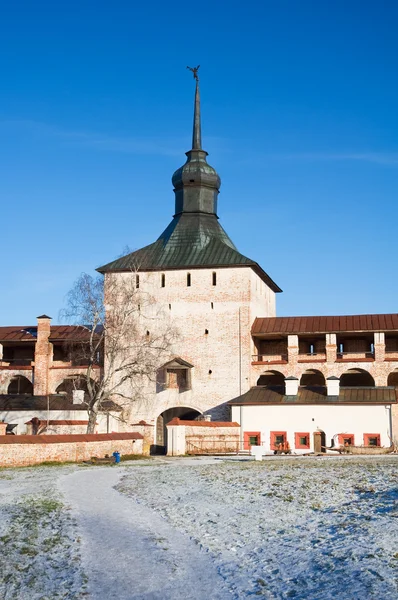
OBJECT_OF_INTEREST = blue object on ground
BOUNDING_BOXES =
[113,451,121,464]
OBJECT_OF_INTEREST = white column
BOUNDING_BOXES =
[285,376,299,395]
[326,376,340,396]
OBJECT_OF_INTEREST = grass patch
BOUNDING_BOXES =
[120,453,152,461]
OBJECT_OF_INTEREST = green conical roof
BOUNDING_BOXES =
[97,72,282,293]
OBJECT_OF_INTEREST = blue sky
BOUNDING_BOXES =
[1,0,397,324]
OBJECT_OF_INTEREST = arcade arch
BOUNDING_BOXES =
[257,370,285,386]
[7,376,33,395]
[388,369,398,387]
[340,368,375,387]
[300,369,326,387]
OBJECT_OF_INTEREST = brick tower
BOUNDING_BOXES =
[98,70,281,450]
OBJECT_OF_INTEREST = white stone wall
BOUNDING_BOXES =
[0,410,120,435]
[105,267,276,431]
[231,404,393,453]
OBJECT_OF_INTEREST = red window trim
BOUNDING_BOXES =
[338,433,355,446]
[363,433,381,447]
[295,432,310,449]
[244,431,261,450]
[270,431,287,451]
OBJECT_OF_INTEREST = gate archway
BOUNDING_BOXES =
[154,406,202,454]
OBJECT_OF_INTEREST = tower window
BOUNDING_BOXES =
[211,302,214,309]
[169,303,171,310]
[161,273,165,288]
[205,329,209,335]
[187,273,191,287]
[212,272,217,286]
[136,275,140,289]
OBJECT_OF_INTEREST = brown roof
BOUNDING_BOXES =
[167,418,239,427]
[0,432,143,444]
[0,395,122,412]
[252,314,398,335]
[0,325,97,343]
[228,385,398,405]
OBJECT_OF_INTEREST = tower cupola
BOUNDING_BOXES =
[172,66,221,216]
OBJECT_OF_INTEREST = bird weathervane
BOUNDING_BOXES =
[187,65,200,81]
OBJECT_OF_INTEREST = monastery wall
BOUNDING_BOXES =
[0,432,143,468]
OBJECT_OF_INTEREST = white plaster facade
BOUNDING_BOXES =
[231,403,393,454]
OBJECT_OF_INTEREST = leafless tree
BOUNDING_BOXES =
[60,271,177,433]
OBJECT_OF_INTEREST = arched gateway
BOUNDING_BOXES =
[154,406,202,454]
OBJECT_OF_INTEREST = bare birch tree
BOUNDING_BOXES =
[60,272,176,433]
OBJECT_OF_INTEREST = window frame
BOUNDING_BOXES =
[338,433,355,447]
[270,431,287,451]
[244,431,261,450]
[363,433,380,447]
[295,432,310,449]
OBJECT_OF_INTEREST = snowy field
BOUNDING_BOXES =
[1,456,398,599]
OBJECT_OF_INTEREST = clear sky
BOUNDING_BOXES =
[1,0,397,325]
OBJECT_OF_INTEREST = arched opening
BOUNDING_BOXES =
[154,406,202,454]
[300,369,326,387]
[340,368,375,387]
[388,369,398,387]
[7,376,33,395]
[257,370,285,386]
[55,376,97,401]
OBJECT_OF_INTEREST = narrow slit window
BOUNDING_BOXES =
[211,302,214,309]
[169,304,171,310]
[136,275,140,289]
[161,273,165,288]
[212,272,217,286]
[205,329,209,335]
[187,273,191,287]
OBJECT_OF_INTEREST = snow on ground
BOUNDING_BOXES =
[1,456,398,599]
[0,464,87,599]
[118,456,398,599]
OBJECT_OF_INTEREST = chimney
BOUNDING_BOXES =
[33,315,52,396]
[72,389,85,405]
[285,376,299,396]
[327,376,340,397]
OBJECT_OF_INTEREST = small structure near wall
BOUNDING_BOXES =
[166,418,240,456]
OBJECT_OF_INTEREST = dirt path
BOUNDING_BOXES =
[59,466,231,600]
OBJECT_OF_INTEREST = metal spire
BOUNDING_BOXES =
[187,65,201,150]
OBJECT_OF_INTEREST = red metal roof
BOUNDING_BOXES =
[0,325,95,342]
[252,314,398,335]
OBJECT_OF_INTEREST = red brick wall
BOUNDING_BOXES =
[0,433,143,467]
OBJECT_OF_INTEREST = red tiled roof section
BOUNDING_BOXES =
[167,418,239,427]
[0,432,143,444]
[0,325,98,342]
[252,314,398,335]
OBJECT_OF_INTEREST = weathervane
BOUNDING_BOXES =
[187,65,200,81]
